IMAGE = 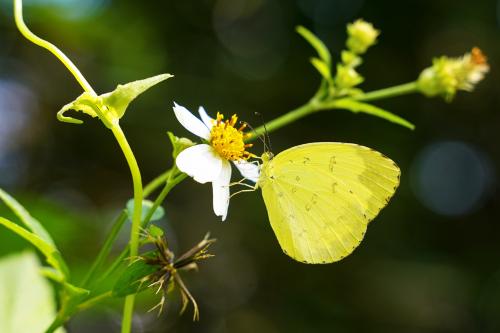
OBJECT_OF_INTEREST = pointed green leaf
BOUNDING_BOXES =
[0,188,55,246]
[0,217,69,280]
[126,199,165,223]
[101,73,173,119]
[296,26,331,65]
[0,252,65,333]
[310,57,331,81]
[331,99,415,130]
[57,73,173,127]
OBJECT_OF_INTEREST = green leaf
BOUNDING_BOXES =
[57,73,173,127]
[101,73,173,119]
[0,187,55,246]
[331,99,415,130]
[148,224,164,238]
[57,92,100,125]
[310,57,331,81]
[126,199,165,223]
[43,283,90,332]
[0,251,65,333]
[296,25,331,66]
[0,217,69,281]
[112,254,160,297]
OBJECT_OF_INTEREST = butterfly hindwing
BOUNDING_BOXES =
[259,142,400,264]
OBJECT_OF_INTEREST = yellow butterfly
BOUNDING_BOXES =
[258,142,400,264]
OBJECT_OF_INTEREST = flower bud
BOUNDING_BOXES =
[346,19,380,54]
[335,64,364,89]
[168,132,195,159]
[341,50,362,68]
[417,47,489,101]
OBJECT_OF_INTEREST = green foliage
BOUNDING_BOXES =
[0,217,68,281]
[168,132,195,159]
[331,99,415,130]
[296,25,331,66]
[112,253,160,297]
[0,188,55,247]
[126,199,165,224]
[57,74,173,128]
[0,251,65,333]
[148,224,164,238]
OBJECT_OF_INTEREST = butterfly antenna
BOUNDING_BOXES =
[242,120,267,152]
[254,112,272,154]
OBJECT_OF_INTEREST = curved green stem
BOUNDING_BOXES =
[109,124,142,333]
[13,0,95,94]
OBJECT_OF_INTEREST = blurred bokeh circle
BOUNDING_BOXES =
[411,141,494,217]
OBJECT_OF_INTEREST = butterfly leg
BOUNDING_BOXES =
[229,185,259,199]
[229,179,256,189]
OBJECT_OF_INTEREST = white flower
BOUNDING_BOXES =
[173,103,260,221]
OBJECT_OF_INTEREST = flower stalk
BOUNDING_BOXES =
[249,81,419,140]
[14,0,95,95]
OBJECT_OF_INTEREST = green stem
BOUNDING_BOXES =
[80,211,128,288]
[76,291,113,312]
[13,0,95,95]
[96,246,129,288]
[248,82,419,141]
[81,169,180,290]
[353,82,418,102]
[143,170,172,198]
[118,165,182,333]
[109,124,143,333]
[142,171,187,226]
[95,172,187,286]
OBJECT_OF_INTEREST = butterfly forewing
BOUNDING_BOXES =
[260,142,400,264]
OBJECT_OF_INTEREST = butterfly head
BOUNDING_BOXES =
[261,151,274,163]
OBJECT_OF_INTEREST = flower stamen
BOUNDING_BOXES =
[210,112,255,161]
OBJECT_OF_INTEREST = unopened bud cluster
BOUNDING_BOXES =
[334,19,379,95]
[417,47,489,101]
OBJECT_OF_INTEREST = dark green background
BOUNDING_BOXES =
[0,0,499,332]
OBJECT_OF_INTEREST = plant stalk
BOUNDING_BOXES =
[354,82,418,102]
[110,124,143,333]
[13,0,95,95]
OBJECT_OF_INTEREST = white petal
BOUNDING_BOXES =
[176,144,223,183]
[173,102,210,140]
[198,106,214,130]
[234,160,260,183]
[212,160,231,221]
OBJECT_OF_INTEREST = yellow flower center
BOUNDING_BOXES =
[210,112,254,161]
